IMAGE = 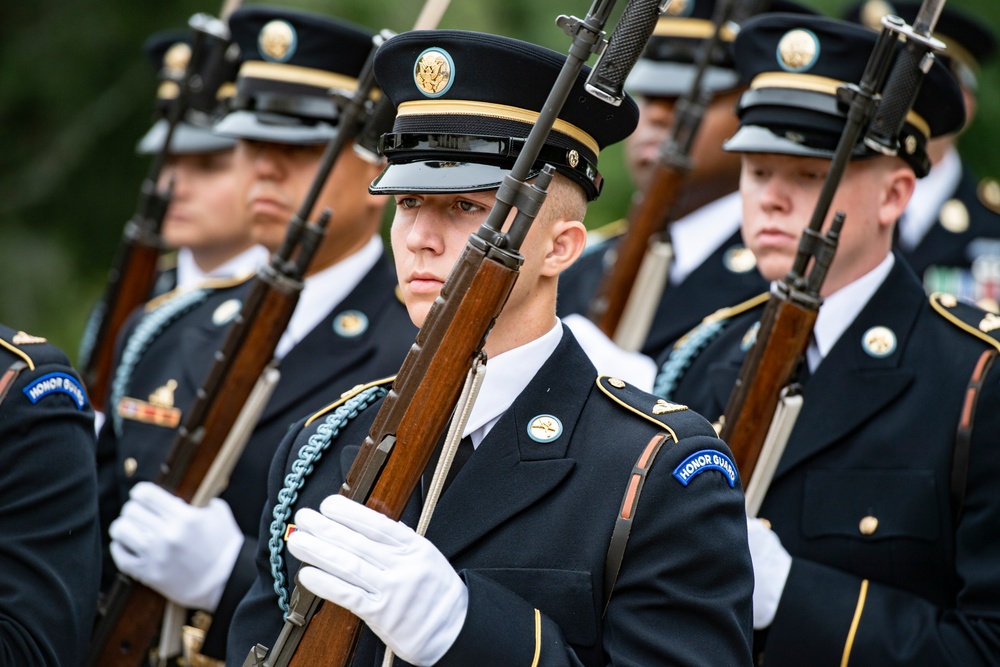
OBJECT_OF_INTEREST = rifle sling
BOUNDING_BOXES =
[952,348,997,524]
[603,431,670,614]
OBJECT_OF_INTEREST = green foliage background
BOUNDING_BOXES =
[0,0,997,354]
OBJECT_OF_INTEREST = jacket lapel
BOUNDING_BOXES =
[259,257,396,424]
[425,329,590,559]
[774,257,921,477]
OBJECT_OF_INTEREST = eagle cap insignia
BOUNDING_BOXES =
[777,29,820,73]
[414,47,455,98]
[259,20,297,62]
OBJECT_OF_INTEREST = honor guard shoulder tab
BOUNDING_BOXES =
[596,375,718,443]
[305,376,396,426]
[930,292,1000,353]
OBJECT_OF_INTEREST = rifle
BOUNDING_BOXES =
[84,25,396,667]
[80,13,232,413]
[718,0,948,514]
[241,2,664,666]
[588,0,766,351]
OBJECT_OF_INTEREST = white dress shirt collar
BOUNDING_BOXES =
[175,245,269,290]
[463,321,563,448]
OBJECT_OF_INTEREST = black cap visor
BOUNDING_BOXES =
[370,132,602,200]
[136,119,236,155]
[213,109,335,145]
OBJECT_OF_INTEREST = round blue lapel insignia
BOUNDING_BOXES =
[862,325,897,358]
[527,414,563,443]
[333,310,369,338]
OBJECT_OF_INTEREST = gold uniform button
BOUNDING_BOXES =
[608,377,625,389]
[123,457,138,478]
[859,515,879,536]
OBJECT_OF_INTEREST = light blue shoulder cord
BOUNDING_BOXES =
[653,319,728,401]
[109,288,211,436]
[269,385,388,617]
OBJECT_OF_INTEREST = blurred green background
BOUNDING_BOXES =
[1,0,997,355]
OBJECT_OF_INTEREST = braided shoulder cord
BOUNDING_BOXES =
[268,385,388,616]
[653,318,727,401]
[110,288,211,436]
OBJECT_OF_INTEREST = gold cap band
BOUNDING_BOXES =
[653,17,737,42]
[238,60,361,93]
[396,99,599,156]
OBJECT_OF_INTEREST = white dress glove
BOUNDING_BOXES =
[746,516,792,629]
[288,494,468,667]
[109,481,244,611]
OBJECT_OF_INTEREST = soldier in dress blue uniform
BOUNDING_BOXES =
[227,30,754,667]
[97,7,416,663]
[556,1,817,359]
[0,326,101,666]
[847,1,1000,308]
[78,27,267,384]
[656,13,1000,665]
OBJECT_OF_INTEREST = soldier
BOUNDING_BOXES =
[0,326,100,665]
[227,30,753,666]
[847,1,1000,308]
[555,1,823,358]
[137,29,267,294]
[657,13,1000,665]
[98,6,416,662]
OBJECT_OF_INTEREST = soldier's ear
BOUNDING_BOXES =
[541,218,587,278]
[878,161,916,230]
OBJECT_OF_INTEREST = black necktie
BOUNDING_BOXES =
[422,435,474,501]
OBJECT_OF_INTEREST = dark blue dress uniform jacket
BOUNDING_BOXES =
[659,255,1000,665]
[96,251,417,657]
[227,328,754,666]
[901,164,1000,278]
[557,229,766,360]
[0,325,101,666]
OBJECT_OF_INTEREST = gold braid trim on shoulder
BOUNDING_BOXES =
[305,376,396,427]
[929,293,1000,354]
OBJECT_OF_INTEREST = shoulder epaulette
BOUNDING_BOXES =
[0,329,44,371]
[930,292,1000,354]
[144,270,256,313]
[977,177,1000,215]
[305,376,396,426]
[674,292,769,349]
[596,375,717,443]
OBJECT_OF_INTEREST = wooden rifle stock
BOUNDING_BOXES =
[718,295,816,478]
